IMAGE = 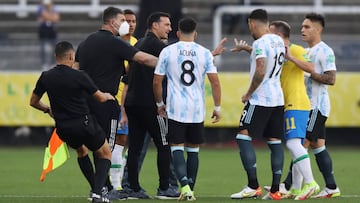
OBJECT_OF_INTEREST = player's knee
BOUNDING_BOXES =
[310,139,325,149]
[76,145,89,157]
[96,141,112,160]
[115,134,127,145]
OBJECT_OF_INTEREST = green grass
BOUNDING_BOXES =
[0,146,358,203]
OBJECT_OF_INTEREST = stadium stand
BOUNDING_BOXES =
[0,0,359,71]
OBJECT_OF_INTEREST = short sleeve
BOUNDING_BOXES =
[154,48,168,76]
[253,40,267,59]
[205,49,217,74]
[323,48,336,72]
[33,72,46,97]
[78,71,98,95]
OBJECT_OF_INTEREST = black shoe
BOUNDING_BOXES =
[92,193,111,203]
[127,189,150,199]
[105,189,128,200]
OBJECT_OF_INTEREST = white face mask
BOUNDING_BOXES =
[118,21,130,36]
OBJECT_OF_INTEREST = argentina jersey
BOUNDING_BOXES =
[155,41,217,123]
[249,33,285,107]
[304,41,336,117]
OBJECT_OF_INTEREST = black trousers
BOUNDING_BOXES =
[125,106,171,191]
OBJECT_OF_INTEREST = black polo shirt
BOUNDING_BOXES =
[33,65,98,121]
[75,30,138,96]
[125,32,167,107]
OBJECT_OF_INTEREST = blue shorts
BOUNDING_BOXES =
[116,107,128,135]
[284,110,309,140]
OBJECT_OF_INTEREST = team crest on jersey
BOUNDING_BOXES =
[303,54,312,62]
[255,48,263,56]
[327,55,335,63]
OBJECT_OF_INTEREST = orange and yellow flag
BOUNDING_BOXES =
[40,128,70,182]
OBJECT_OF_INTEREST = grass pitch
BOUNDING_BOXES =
[0,146,358,203]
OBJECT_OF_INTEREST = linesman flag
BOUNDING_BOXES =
[40,128,70,182]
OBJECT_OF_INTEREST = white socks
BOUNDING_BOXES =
[286,138,315,188]
[110,144,124,190]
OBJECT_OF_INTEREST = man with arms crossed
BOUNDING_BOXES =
[230,9,285,200]
[153,17,221,201]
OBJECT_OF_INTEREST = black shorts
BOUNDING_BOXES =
[167,119,204,145]
[56,115,106,151]
[238,102,284,139]
[306,109,327,141]
[88,99,119,149]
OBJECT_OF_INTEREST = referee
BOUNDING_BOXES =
[74,7,158,200]
[30,41,114,203]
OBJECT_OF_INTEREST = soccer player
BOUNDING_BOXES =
[74,6,158,201]
[301,13,340,198]
[109,8,138,194]
[229,9,285,200]
[267,20,319,200]
[30,41,114,203]
[153,17,221,201]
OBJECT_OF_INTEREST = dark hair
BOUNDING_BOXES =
[270,20,291,38]
[55,41,74,59]
[124,9,135,15]
[248,9,268,23]
[102,7,123,24]
[147,12,171,29]
[305,12,325,27]
[178,17,197,34]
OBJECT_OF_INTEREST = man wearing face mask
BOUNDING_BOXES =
[74,6,158,201]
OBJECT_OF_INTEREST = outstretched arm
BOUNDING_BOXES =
[231,38,252,53]
[212,37,227,56]
[285,44,314,73]
[133,51,158,68]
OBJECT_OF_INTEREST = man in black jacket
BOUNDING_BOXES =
[124,12,178,200]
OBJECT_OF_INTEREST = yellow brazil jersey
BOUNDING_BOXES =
[280,43,311,111]
[116,36,138,104]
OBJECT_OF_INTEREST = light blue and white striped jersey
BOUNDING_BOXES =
[154,41,217,123]
[304,41,336,117]
[249,33,285,107]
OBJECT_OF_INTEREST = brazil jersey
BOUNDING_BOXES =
[304,41,336,117]
[116,35,137,104]
[281,43,311,111]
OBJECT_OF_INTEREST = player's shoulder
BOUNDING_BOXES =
[290,43,306,53]
[319,41,335,52]
[255,34,283,45]
[311,41,334,57]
